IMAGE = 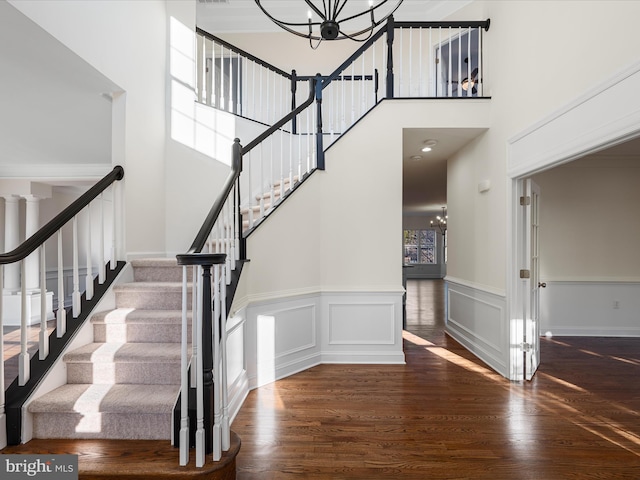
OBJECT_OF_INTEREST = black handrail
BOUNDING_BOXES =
[196,27,292,79]
[242,78,317,154]
[186,141,242,255]
[0,165,124,265]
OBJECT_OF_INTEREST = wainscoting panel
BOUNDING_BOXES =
[243,291,405,389]
[244,296,321,389]
[321,292,405,364]
[541,281,640,337]
[446,280,508,377]
[328,303,395,345]
[226,315,249,422]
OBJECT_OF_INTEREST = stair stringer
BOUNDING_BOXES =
[20,262,135,443]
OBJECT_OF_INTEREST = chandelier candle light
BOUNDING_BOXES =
[431,206,447,235]
[255,0,404,48]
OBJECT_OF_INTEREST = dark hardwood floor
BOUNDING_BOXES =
[232,279,640,479]
[3,279,640,479]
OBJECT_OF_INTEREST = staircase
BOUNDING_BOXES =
[28,258,191,440]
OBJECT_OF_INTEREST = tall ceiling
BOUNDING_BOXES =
[196,0,473,34]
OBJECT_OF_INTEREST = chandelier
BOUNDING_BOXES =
[430,206,447,235]
[255,0,404,48]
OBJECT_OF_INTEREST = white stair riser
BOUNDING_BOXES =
[31,412,171,440]
[93,323,189,343]
[115,290,189,310]
[66,362,181,385]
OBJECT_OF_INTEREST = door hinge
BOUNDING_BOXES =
[520,196,531,206]
[521,342,532,352]
[520,269,530,279]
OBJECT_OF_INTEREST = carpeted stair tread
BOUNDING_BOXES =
[28,384,179,414]
[64,342,182,364]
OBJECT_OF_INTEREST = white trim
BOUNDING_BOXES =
[0,163,113,180]
[507,59,640,178]
[444,275,506,297]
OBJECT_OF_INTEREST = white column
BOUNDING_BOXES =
[3,196,20,292]
[23,195,41,291]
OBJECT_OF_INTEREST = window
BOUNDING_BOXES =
[404,229,437,264]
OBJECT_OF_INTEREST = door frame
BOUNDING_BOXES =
[506,59,640,381]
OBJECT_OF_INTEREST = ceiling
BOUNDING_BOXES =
[196,0,473,34]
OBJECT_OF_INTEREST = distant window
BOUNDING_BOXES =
[404,229,436,264]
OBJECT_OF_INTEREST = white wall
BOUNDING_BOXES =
[532,157,640,336]
[446,0,640,293]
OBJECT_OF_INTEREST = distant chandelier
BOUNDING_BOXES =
[431,206,447,235]
[255,0,404,49]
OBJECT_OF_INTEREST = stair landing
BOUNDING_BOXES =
[1,434,240,480]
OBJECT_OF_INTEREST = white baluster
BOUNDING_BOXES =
[99,193,105,284]
[467,27,472,97]
[39,246,48,360]
[297,114,303,180]
[111,185,116,270]
[196,33,204,103]
[448,27,452,97]
[228,48,234,112]
[399,28,403,96]
[220,267,230,451]
[85,203,93,300]
[72,215,80,318]
[190,265,198,388]
[179,265,189,466]
[234,183,240,261]
[419,27,423,96]
[210,40,216,108]
[478,27,483,96]
[341,70,346,133]
[372,39,377,104]
[409,27,413,96]
[220,45,226,113]
[19,260,29,386]
[428,27,433,96]
[237,51,241,114]
[457,27,462,97]
[269,136,274,213]
[351,63,355,126]
[0,265,5,450]
[361,53,366,117]
[195,266,205,468]
[57,230,66,338]
[212,264,221,461]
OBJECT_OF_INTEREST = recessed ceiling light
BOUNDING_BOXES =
[422,139,437,152]
[411,155,422,161]
[421,146,432,153]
